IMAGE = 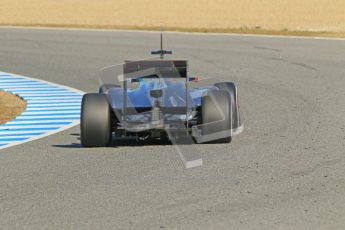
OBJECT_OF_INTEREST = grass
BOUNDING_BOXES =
[0,91,26,125]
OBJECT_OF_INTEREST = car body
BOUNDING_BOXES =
[80,42,243,147]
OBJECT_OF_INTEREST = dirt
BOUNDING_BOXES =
[0,0,344,37]
[0,91,26,124]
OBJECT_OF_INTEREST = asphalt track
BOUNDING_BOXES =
[1,28,345,229]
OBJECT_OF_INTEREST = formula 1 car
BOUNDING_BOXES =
[80,35,243,147]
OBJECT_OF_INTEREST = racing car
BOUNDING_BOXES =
[80,35,243,147]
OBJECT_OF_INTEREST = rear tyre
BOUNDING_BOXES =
[200,90,232,143]
[80,93,112,147]
[214,82,241,130]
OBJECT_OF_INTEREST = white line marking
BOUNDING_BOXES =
[0,71,85,150]
[19,93,80,96]
[0,125,64,129]
[0,121,80,150]
[5,86,71,93]
[3,74,84,95]
[26,106,80,111]
[0,141,22,144]
[0,80,37,83]
[9,90,69,93]
[6,120,76,124]
[0,82,51,85]
[0,130,61,135]
[22,111,80,115]
[26,104,81,107]
[0,85,58,88]
[13,115,80,119]
[0,134,42,138]
[28,99,81,102]
[22,96,81,100]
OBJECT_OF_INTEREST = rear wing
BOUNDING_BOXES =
[123,60,188,79]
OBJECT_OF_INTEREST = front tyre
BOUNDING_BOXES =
[80,93,112,147]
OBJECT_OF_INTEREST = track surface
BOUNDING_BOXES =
[0,28,345,229]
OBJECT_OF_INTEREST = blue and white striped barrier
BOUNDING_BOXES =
[0,71,84,150]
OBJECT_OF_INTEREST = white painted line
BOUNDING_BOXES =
[0,87,53,90]
[5,74,84,95]
[9,90,69,93]
[0,71,85,150]
[0,80,37,83]
[28,99,81,102]
[0,85,58,88]
[0,130,62,135]
[26,104,81,107]
[26,106,80,111]
[22,96,81,100]
[22,111,80,115]
[13,115,80,119]
[0,141,21,144]
[0,121,81,150]
[6,120,76,124]
[0,134,42,138]
[0,82,51,84]
[0,125,64,129]
[10,89,70,91]
[19,93,80,96]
